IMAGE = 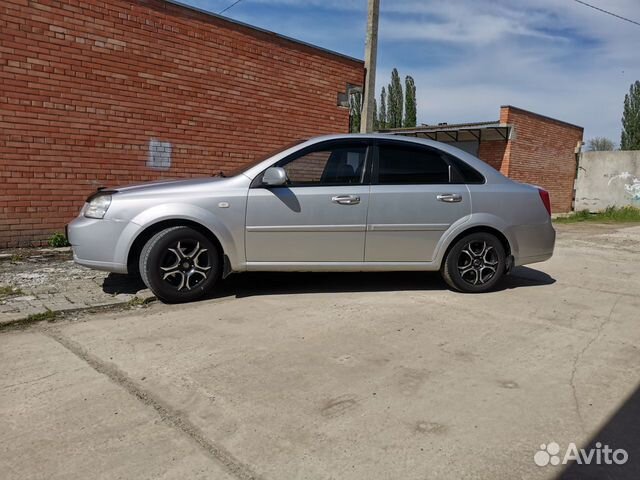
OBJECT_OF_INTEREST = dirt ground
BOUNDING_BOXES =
[1,222,639,479]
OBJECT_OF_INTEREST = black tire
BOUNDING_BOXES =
[139,226,220,303]
[441,232,506,293]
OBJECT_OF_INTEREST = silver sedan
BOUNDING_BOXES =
[67,134,555,302]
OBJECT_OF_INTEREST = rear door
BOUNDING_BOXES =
[365,140,471,262]
[245,139,371,263]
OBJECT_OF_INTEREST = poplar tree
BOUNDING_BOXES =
[379,87,387,129]
[348,90,362,133]
[404,75,417,128]
[621,80,640,150]
[387,68,404,128]
[373,98,379,131]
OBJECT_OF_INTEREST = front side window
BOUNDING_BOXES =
[225,139,307,177]
[377,144,450,184]
[277,143,367,185]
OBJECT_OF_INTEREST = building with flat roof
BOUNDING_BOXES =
[380,105,584,213]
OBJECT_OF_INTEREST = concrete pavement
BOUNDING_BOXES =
[1,223,639,479]
[0,248,154,326]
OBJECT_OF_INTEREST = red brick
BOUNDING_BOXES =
[497,106,583,213]
[0,0,362,247]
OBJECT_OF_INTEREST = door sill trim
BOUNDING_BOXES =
[245,261,438,272]
[367,223,449,232]
[246,224,366,232]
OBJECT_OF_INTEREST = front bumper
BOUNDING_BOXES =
[66,215,129,273]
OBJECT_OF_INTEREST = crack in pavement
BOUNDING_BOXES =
[0,372,57,390]
[569,295,622,433]
[42,327,263,480]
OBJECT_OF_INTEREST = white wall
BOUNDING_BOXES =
[575,151,640,211]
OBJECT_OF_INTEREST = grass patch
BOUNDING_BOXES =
[125,296,154,309]
[0,285,24,298]
[10,253,24,262]
[48,232,70,248]
[555,206,640,224]
[26,308,60,323]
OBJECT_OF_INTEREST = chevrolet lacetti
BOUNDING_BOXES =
[67,134,555,303]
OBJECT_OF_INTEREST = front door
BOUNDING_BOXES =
[245,140,371,263]
[365,141,471,262]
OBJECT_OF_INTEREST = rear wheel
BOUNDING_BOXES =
[139,226,220,303]
[441,232,505,293]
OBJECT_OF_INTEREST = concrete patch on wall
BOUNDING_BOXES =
[607,172,640,203]
[147,139,172,170]
[575,151,640,211]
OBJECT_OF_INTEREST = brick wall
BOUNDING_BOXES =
[477,140,507,174]
[499,106,583,213]
[0,0,364,247]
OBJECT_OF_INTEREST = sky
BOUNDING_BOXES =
[179,0,640,144]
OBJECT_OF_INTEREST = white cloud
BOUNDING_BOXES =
[372,0,640,142]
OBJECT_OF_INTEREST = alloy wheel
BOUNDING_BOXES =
[456,240,499,286]
[159,240,211,291]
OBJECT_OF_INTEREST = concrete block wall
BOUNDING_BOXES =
[0,0,364,247]
[575,151,640,211]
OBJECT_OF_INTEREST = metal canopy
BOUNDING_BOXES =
[379,121,511,143]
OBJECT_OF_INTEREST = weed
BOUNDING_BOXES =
[0,285,24,298]
[48,232,70,248]
[126,296,153,308]
[26,308,59,322]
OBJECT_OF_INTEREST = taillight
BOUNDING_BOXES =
[538,188,551,215]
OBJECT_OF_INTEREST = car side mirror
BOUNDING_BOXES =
[262,167,288,186]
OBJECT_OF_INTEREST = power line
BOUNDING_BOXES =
[219,0,244,15]
[571,0,640,27]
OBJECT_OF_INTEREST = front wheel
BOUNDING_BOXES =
[139,226,220,303]
[441,232,506,293]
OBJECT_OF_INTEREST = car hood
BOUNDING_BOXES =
[100,176,253,199]
[112,177,226,193]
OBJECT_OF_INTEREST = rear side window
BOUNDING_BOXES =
[377,144,450,184]
[447,154,485,184]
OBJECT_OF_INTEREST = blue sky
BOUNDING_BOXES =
[180,0,639,144]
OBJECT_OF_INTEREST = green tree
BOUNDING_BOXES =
[348,90,362,133]
[387,68,404,128]
[621,80,640,150]
[586,137,615,151]
[404,75,417,127]
[373,98,379,131]
[379,86,387,129]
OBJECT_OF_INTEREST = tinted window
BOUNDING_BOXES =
[226,139,307,177]
[447,154,485,184]
[377,144,450,184]
[277,143,367,185]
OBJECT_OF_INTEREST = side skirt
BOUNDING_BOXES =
[244,261,439,273]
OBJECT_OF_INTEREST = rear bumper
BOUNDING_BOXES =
[515,251,554,267]
[67,215,129,273]
[511,221,555,267]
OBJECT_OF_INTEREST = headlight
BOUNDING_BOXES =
[84,194,112,219]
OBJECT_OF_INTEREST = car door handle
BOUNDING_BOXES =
[332,195,360,205]
[436,193,462,203]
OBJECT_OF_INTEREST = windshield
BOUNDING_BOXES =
[221,139,307,178]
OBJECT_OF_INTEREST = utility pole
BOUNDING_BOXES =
[360,0,379,133]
